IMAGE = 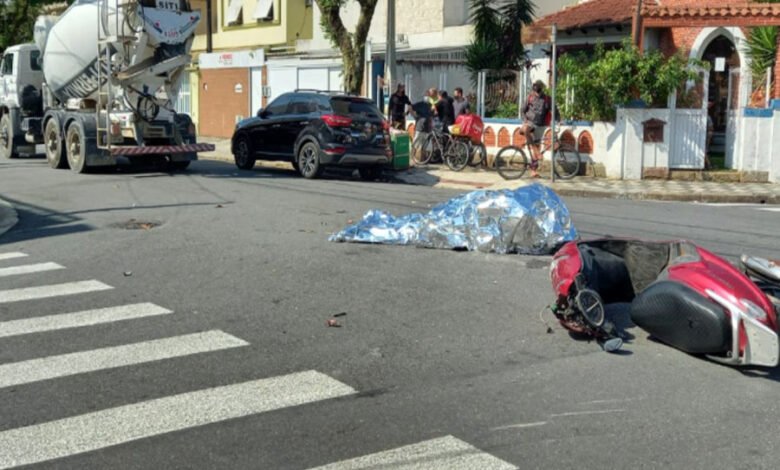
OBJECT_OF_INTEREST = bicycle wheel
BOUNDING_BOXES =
[468,142,487,167]
[412,133,434,165]
[445,141,470,171]
[553,143,581,179]
[495,146,529,180]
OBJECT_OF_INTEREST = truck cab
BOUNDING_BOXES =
[0,44,45,158]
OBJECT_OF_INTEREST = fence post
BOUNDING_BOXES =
[517,70,523,119]
[767,67,773,108]
[478,70,487,119]
[551,24,557,182]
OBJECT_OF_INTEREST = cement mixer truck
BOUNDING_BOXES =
[0,0,213,172]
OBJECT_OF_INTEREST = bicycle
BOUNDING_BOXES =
[412,126,470,171]
[495,128,582,180]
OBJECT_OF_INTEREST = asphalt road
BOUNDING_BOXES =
[1,156,780,469]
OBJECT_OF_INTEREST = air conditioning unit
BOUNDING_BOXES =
[396,33,409,46]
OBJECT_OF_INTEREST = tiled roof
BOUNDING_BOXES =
[533,0,638,30]
[642,3,780,18]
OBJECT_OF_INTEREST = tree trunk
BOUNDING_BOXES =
[315,0,378,95]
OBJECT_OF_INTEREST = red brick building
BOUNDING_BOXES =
[525,0,780,136]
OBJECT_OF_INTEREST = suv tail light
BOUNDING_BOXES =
[321,114,353,128]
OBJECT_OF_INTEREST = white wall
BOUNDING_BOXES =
[298,0,470,53]
[732,111,780,182]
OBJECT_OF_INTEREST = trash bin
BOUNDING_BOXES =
[390,130,410,170]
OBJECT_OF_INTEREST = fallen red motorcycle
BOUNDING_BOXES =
[549,238,780,366]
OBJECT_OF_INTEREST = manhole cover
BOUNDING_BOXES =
[112,219,162,230]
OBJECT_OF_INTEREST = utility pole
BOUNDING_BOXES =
[206,0,213,53]
[385,0,396,91]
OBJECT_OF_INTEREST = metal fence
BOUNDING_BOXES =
[476,69,523,119]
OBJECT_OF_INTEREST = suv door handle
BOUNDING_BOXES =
[299,121,309,125]
[272,124,281,128]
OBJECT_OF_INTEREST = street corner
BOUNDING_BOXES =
[0,197,19,237]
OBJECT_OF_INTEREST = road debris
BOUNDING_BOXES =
[326,319,342,328]
[123,271,133,277]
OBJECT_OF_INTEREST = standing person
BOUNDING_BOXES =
[435,90,455,133]
[521,80,551,178]
[452,87,468,117]
[411,94,434,162]
[425,87,438,114]
[388,83,412,130]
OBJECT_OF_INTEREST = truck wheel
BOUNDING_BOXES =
[0,114,18,159]
[233,135,255,170]
[66,121,88,174]
[45,119,68,169]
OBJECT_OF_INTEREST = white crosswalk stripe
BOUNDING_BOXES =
[0,303,173,338]
[0,262,65,278]
[309,435,517,470]
[0,255,515,469]
[0,280,113,304]
[0,252,28,261]
[0,370,356,469]
[0,330,248,388]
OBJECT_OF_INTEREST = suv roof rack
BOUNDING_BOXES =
[294,89,362,97]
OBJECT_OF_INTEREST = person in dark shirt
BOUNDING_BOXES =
[521,81,551,177]
[388,83,412,130]
[435,90,455,133]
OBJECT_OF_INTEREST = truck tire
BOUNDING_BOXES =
[45,118,68,169]
[65,120,88,174]
[0,114,19,159]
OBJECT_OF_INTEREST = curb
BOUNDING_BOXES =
[0,198,19,237]
[551,188,780,205]
[198,152,780,205]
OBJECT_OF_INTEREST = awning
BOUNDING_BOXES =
[253,0,273,21]
[225,0,243,25]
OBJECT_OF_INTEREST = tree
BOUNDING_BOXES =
[1,0,65,53]
[315,0,379,95]
[1,0,69,53]
[465,0,536,78]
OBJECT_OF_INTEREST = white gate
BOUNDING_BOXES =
[668,68,709,169]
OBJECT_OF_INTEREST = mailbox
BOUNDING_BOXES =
[643,118,666,143]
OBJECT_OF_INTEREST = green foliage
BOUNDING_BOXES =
[557,41,702,122]
[465,0,536,78]
[746,26,778,86]
[0,0,66,53]
[493,101,519,119]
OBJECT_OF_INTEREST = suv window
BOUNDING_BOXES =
[330,98,382,119]
[1,54,13,75]
[288,94,316,114]
[30,51,42,71]
[312,95,332,112]
[264,94,292,117]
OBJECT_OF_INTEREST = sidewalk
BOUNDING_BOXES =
[199,138,780,204]
[0,198,19,237]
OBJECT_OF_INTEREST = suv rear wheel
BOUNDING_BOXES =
[234,135,256,170]
[298,141,323,179]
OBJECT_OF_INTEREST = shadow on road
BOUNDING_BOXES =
[0,196,93,245]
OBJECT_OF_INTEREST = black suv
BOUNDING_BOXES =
[231,91,391,179]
